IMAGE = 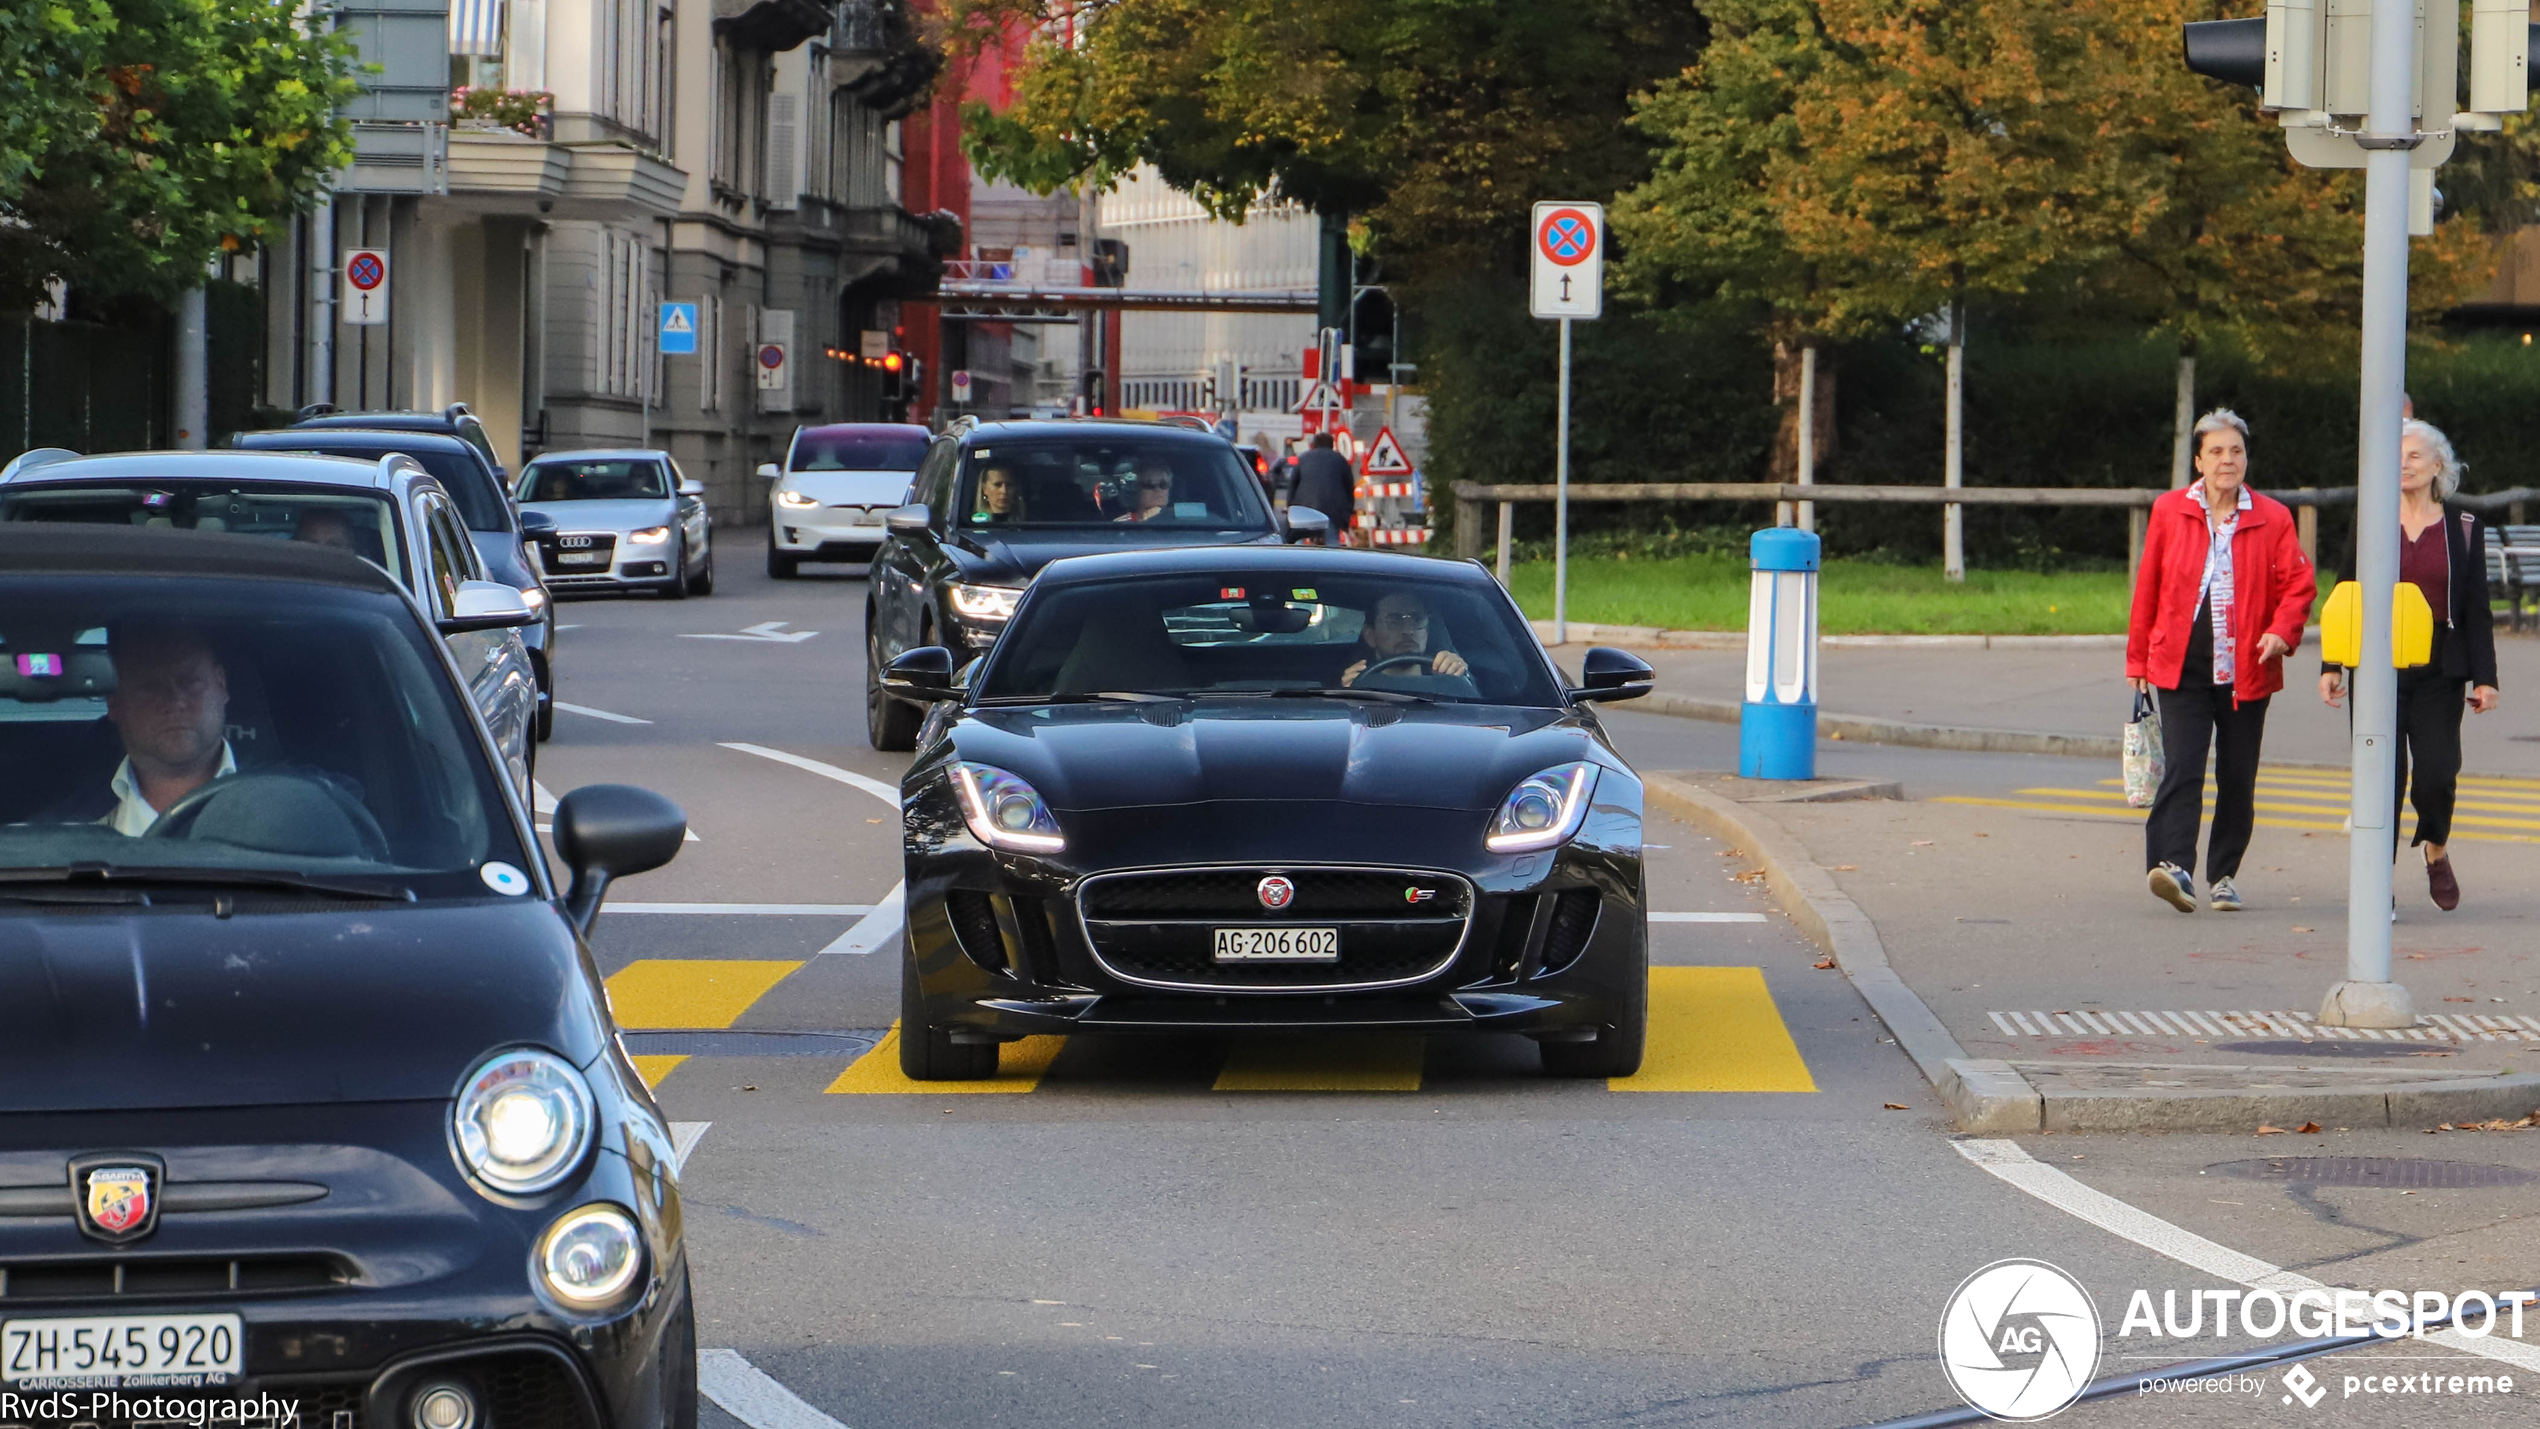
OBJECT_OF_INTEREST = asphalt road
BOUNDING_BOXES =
[530,554,2540,1428]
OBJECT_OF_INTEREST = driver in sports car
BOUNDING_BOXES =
[1339,590,1469,686]
[36,623,238,833]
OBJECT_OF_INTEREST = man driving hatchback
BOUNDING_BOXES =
[1340,590,1468,687]
[37,624,237,833]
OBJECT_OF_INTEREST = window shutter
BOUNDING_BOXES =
[766,93,799,208]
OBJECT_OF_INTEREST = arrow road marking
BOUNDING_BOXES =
[668,1121,712,1174]
[679,621,820,643]
[698,1349,853,1429]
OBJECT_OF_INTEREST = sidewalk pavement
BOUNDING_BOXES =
[1552,628,2540,777]
[1645,771,2540,1134]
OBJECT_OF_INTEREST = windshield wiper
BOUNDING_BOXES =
[0,864,416,902]
[976,691,1184,706]
[1264,686,1431,704]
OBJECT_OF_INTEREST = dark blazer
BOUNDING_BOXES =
[2321,502,2500,689]
[1289,449,1355,528]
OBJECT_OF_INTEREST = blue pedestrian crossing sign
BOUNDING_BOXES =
[658,302,698,355]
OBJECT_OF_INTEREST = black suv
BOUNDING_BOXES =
[290,402,509,484]
[863,420,1332,750]
[245,415,560,741]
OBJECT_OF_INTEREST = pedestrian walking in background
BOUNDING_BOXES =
[2126,409,2318,913]
[2319,419,2501,911]
[1290,433,1356,544]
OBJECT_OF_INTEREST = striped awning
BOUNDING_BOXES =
[449,0,506,58]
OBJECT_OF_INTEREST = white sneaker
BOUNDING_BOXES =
[2149,864,2196,913]
[2208,877,2243,912]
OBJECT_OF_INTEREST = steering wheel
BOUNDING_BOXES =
[143,772,391,863]
[1360,654,1437,678]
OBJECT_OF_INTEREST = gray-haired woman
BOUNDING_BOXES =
[2320,419,2501,911]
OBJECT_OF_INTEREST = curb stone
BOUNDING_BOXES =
[1639,695,2124,759]
[1534,621,2127,651]
[1641,769,2540,1132]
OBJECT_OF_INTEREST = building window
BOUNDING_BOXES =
[883,119,902,205]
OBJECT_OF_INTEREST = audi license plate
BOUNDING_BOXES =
[1213,927,1339,962]
[555,551,607,565]
[3,1313,242,1389]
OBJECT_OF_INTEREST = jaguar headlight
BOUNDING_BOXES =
[950,762,1064,853]
[626,525,672,545]
[452,1049,594,1195]
[776,489,820,509]
[1485,762,1599,853]
[534,1203,644,1310]
[949,583,1022,621]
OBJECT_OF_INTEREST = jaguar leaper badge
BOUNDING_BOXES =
[1256,876,1296,911]
[73,1155,162,1244]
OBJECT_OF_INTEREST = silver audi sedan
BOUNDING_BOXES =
[515,449,714,598]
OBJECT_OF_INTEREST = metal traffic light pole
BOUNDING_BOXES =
[2320,0,2420,1028]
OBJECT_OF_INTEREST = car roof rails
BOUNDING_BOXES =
[443,402,474,421]
[0,447,81,482]
[944,414,982,436]
[295,402,342,420]
[1156,415,1213,431]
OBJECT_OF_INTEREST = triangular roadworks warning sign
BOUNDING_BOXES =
[1359,425,1414,476]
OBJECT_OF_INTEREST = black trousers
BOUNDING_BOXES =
[2387,668,2467,850]
[2145,681,2272,882]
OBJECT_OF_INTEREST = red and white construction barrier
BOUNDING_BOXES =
[1360,526,1431,546]
[1354,481,1419,499]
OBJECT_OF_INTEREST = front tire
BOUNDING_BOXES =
[1540,959,1648,1079]
[658,1267,698,1429]
[661,539,689,600]
[688,539,714,595]
[899,935,998,1080]
[866,622,920,752]
[767,534,800,579]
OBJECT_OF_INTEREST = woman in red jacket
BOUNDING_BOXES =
[2125,409,2319,913]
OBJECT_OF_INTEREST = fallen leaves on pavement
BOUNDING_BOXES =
[2256,1125,2288,1135]
[2297,1122,2322,1134]
[1883,1103,1909,1110]
[2431,1111,2540,1133]
[1812,957,1837,970]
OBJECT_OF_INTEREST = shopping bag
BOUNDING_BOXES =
[2122,691,2163,809]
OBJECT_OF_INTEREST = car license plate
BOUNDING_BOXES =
[555,551,607,565]
[851,509,882,525]
[2,1313,242,1388]
[1213,927,1339,962]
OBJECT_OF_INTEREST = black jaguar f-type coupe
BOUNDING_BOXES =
[880,546,1657,1080]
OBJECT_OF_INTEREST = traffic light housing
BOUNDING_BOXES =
[880,349,907,403]
[1090,238,1129,288]
[2185,3,2531,119]
[2180,17,2264,89]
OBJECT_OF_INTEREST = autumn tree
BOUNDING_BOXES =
[0,0,357,309]
[943,0,1702,280]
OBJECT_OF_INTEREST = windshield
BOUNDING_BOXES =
[792,431,929,472]
[954,440,1273,530]
[0,484,406,586]
[253,443,509,532]
[519,459,668,502]
[975,571,1561,706]
[0,576,532,899]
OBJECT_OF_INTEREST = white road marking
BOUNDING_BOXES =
[698,1348,852,1429]
[532,780,559,815]
[819,883,904,956]
[613,902,875,916]
[668,1121,711,1175]
[1955,1139,2540,1371]
[533,779,698,841]
[681,621,820,643]
[556,700,653,724]
[1650,912,1769,924]
[720,741,901,807]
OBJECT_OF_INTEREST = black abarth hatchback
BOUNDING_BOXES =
[0,527,695,1428]
[879,547,1657,1081]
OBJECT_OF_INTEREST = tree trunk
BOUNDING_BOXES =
[1769,340,1837,483]
[2170,343,2197,489]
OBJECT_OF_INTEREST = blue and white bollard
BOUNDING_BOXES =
[1739,527,1820,780]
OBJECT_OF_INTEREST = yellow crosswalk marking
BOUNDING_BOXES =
[1610,967,1817,1093]
[1212,1035,1426,1091]
[630,1055,689,1089]
[823,1025,1066,1093]
[605,960,804,1030]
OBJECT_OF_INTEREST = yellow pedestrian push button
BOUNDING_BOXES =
[2319,581,2434,668]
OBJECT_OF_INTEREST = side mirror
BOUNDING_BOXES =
[517,510,557,539]
[1568,645,1655,703]
[677,478,706,497]
[1283,505,1331,544]
[881,645,959,701]
[756,463,781,480]
[441,579,539,633]
[551,784,687,932]
[885,503,931,535]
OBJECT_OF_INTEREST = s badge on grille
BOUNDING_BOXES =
[71,1153,163,1244]
[1257,876,1296,911]
[1405,887,1437,904]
